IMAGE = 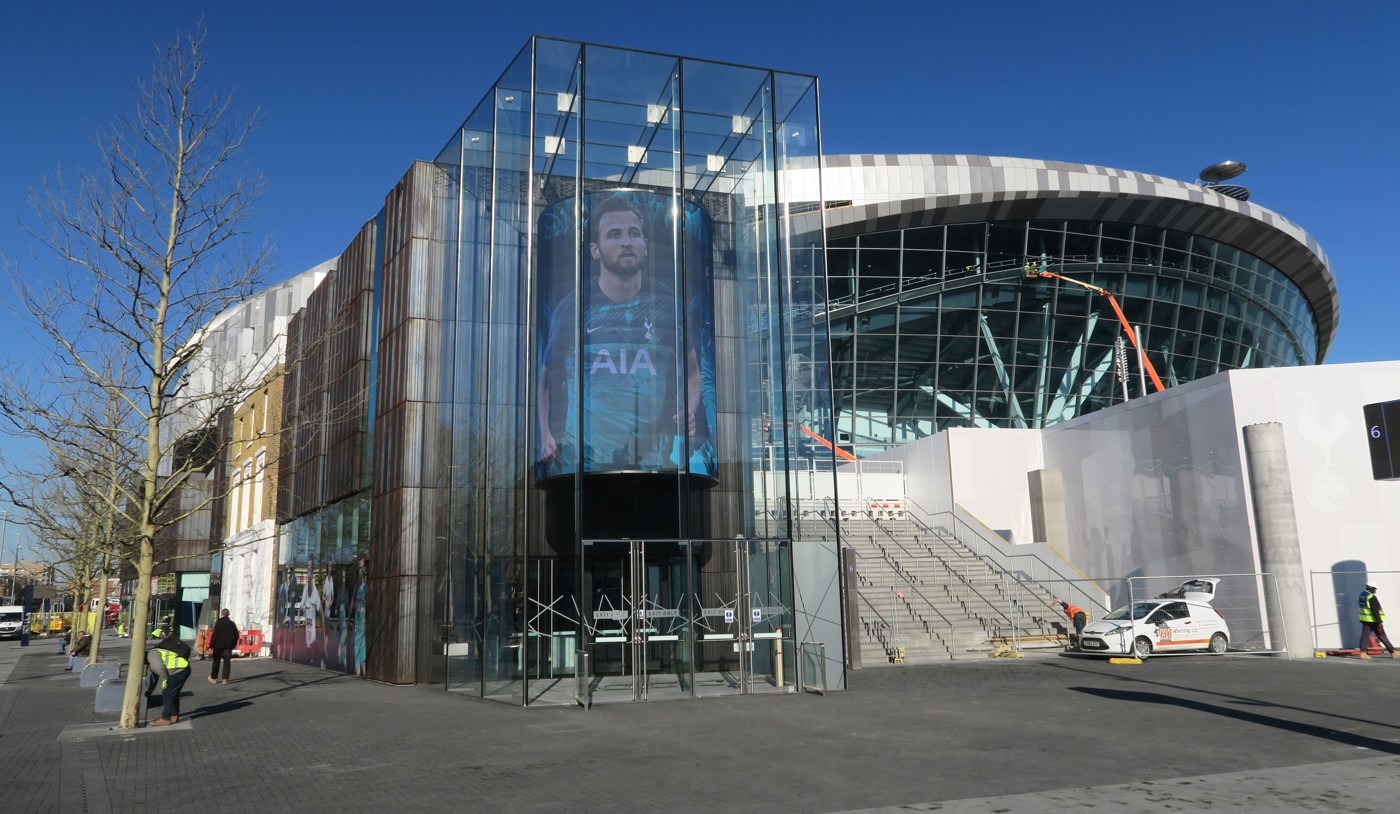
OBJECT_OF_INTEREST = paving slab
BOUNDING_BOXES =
[7,641,1400,813]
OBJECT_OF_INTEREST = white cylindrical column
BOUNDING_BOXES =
[1243,423,1313,658]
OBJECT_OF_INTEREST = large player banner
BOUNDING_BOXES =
[536,190,716,483]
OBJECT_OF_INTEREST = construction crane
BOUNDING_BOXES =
[800,425,858,462]
[1022,264,1166,394]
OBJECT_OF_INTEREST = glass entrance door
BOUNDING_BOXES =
[580,538,791,704]
[637,542,691,701]
[690,539,745,698]
[581,540,636,704]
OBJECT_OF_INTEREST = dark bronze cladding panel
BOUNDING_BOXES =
[369,161,450,684]
[365,574,417,685]
[280,219,381,520]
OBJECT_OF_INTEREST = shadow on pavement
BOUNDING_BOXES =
[216,670,287,682]
[1047,658,1400,734]
[1072,686,1400,755]
[190,700,252,719]
[186,672,352,718]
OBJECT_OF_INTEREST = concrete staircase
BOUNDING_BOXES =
[822,513,1067,665]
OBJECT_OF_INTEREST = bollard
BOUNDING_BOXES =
[80,661,121,688]
[94,678,126,714]
[775,629,784,687]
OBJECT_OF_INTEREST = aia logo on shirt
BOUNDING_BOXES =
[589,348,657,375]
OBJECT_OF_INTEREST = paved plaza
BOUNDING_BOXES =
[4,638,1400,812]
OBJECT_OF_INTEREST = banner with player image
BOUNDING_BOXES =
[536,190,716,483]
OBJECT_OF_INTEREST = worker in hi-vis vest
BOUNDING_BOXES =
[147,634,192,724]
[1357,583,1399,660]
[1057,599,1087,648]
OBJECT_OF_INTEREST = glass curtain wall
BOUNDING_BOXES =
[272,495,371,674]
[435,38,832,705]
[828,220,1318,456]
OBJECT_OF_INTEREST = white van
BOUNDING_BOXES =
[1078,579,1230,658]
[0,605,24,640]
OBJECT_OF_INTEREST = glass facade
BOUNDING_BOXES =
[273,496,372,675]
[431,38,836,704]
[273,214,380,677]
[826,220,1320,455]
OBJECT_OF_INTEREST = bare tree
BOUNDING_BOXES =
[2,25,270,728]
[1,352,139,674]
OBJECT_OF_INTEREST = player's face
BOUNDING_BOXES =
[591,210,647,279]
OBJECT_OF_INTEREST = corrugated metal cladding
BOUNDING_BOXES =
[153,475,214,574]
[370,161,450,685]
[279,220,379,522]
[275,319,301,523]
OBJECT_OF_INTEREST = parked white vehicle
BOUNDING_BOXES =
[0,605,23,640]
[1078,579,1230,658]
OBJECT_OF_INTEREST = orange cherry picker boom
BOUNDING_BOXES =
[1022,263,1166,394]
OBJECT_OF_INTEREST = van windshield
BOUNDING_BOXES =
[0,611,22,622]
[1103,602,1159,621]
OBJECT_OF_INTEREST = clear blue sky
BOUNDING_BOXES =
[0,2,1396,549]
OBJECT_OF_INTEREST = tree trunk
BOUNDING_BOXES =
[118,537,155,728]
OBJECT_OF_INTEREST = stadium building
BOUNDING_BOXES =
[169,38,1400,706]
[812,154,1335,453]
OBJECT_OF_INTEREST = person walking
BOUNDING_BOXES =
[65,630,91,671]
[147,633,192,725]
[1056,599,1088,649]
[1357,583,1399,659]
[208,609,239,685]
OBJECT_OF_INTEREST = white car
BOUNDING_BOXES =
[1078,580,1230,658]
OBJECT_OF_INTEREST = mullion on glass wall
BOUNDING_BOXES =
[481,50,533,703]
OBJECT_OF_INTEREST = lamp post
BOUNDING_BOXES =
[0,510,9,602]
[15,546,28,647]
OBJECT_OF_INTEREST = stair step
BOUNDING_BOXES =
[845,511,1075,661]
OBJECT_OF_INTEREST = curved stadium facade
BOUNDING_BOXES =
[152,40,1373,702]
[816,155,1337,456]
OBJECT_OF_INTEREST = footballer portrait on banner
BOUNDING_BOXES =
[536,190,717,483]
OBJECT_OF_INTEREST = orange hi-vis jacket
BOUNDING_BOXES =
[1063,603,1085,620]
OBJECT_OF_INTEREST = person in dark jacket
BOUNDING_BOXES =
[208,609,240,685]
[65,630,91,671]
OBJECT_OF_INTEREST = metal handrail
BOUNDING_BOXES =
[845,525,957,656]
[900,497,1110,619]
[847,546,952,647]
[848,512,963,636]
[862,506,1019,631]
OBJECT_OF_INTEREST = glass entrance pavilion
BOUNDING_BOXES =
[394,38,844,704]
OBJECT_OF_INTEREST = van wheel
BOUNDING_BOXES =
[1209,633,1228,654]
[1133,637,1153,659]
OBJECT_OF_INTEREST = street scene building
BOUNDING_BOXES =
[150,37,1399,704]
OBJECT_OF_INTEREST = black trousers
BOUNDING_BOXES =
[1360,621,1395,653]
[210,648,234,681]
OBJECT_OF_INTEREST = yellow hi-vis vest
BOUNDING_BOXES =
[157,647,189,688]
[1359,592,1385,623]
